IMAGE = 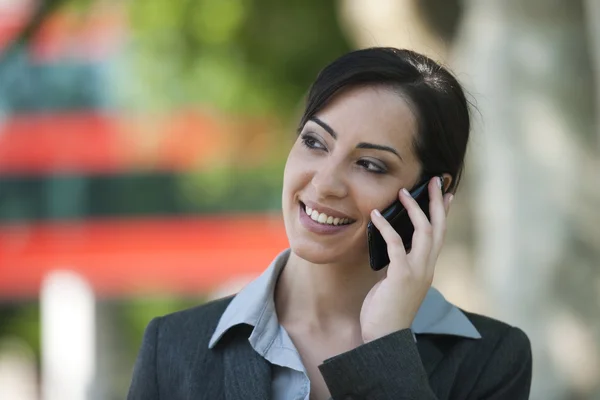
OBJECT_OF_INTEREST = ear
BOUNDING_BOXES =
[441,173,453,193]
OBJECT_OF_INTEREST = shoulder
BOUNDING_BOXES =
[457,310,532,378]
[130,296,234,397]
[440,310,533,397]
[152,296,234,345]
[462,310,531,353]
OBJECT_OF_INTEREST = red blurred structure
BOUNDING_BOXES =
[0,111,234,174]
[0,215,288,299]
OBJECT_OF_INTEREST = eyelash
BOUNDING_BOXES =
[300,133,387,174]
[300,133,326,151]
[357,159,386,174]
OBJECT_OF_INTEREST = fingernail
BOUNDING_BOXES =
[438,177,443,189]
[449,194,454,204]
[372,209,381,217]
[401,188,410,197]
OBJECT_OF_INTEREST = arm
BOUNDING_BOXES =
[465,327,532,400]
[318,326,533,400]
[127,317,162,400]
[319,329,437,400]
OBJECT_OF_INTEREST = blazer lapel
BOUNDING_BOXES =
[416,337,444,377]
[223,333,272,400]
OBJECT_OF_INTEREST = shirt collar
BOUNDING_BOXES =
[208,249,481,349]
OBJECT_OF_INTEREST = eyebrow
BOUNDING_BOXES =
[309,116,403,161]
[311,116,337,139]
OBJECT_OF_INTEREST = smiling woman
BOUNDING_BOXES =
[127,48,532,400]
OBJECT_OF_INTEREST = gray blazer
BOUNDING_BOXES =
[127,296,532,400]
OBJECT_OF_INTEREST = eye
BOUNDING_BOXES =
[301,133,327,151]
[357,159,387,174]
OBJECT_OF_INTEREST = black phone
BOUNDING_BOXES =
[367,177,441,271]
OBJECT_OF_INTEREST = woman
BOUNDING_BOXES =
[128,47,532,400]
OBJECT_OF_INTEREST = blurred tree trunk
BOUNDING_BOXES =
[584,0,600,149]
[453,1,599,398]
[338,0,452,60]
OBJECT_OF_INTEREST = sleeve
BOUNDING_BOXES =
[466,327,532,400]
[318,329,437,400]
[127,317,162,400]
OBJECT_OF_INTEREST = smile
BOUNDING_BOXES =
[299,202,355,227]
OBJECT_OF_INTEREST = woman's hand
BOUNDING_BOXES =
[359,177,453,343]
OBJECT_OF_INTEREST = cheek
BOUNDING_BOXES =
[357,195,387,219]
[351,178,400,217]
[282,150,309,200]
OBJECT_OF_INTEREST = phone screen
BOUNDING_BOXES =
[366,178,436,271]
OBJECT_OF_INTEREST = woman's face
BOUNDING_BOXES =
[282,85,423,265]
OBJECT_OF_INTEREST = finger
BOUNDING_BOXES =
[444,193,454,214]
[370,209,408,266]
[428,177,447,256]
[398,184,433,266]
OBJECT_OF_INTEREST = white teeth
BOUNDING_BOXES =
[310,210,319,221]
[304,204,351,226]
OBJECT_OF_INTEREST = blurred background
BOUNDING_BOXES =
[0,0,598,399]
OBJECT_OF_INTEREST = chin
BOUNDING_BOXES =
[289,237,367,266]
[291,241,339,265]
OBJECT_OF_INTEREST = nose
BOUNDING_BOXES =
[311,159,348,200]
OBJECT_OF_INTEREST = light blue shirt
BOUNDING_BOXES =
[209,249,481,400]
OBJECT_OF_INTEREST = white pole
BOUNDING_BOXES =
[41,271,96,400]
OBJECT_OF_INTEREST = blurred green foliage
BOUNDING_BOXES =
[0,304,41,358]
[126,0,351,116]
[178,164,284,212]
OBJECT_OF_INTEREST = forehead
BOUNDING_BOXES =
[312,85,417,149]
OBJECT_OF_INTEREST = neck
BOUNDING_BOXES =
[274,250,385,332]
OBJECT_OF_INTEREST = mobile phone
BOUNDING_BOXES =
[367,177,441,271]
